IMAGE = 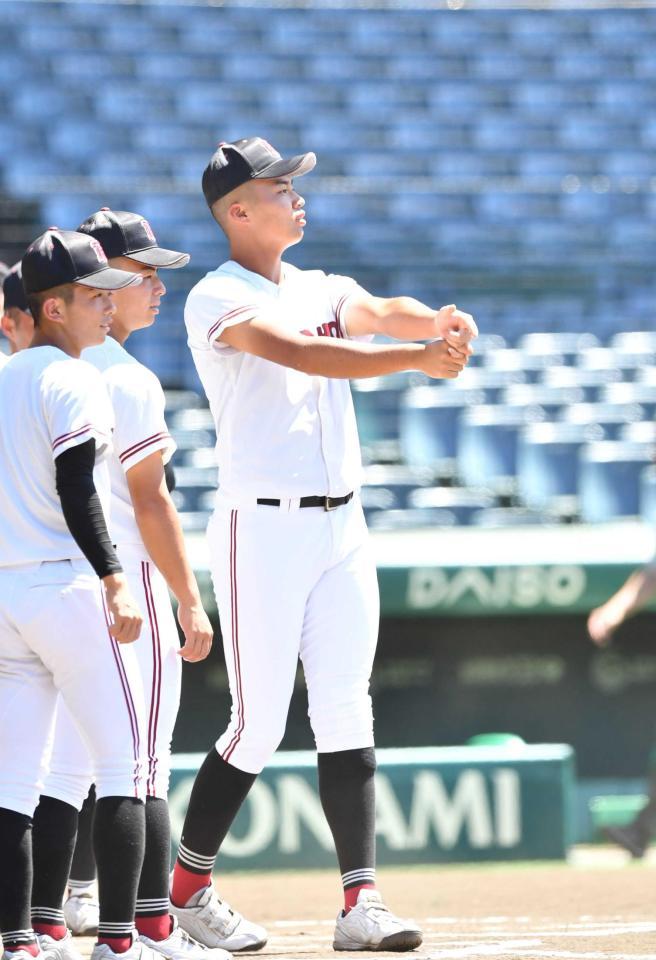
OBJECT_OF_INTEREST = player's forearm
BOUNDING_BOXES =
[132,492,203,607]
[288,337,427,378]
[612,567,656,620]
[367,297,443,341]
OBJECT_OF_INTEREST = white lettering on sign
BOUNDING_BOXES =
[168,767,522,858]
[406,566,586,611]
[277,775,334,852]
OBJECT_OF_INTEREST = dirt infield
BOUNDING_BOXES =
[73,849,656,959]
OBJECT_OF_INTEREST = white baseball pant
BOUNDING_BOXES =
[210,495,380,774]
[0,559,145,816]
[42,552,182,810]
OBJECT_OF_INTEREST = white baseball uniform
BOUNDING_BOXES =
[185,260,380,774]
[0,346,146,815]
[43,337,182,810]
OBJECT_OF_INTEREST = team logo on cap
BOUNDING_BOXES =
[88,237,108,264]
[141,220,156,243]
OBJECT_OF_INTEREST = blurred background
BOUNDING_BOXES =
[2,0,656,855]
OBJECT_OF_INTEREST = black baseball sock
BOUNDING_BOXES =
[31,796,78,935]
[69,785,97,888]
[318,747,377,911]
[171,748,255,907]
[0,807,37,953]
[94,796,145,950]
[135,797,173,941]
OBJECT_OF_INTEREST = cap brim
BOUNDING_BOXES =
[127,247,191,269]
[253,151,317,181]
[77,266,143,290]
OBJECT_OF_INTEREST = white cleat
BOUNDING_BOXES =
[169,884,266,952]
[63,887,100,936]
[333,890,423,952]
[36,932,84,960]
[90,938,160,960]
[2,951,45,960]
[138,918,231,960]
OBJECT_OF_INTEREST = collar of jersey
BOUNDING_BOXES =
[222,259,288,293]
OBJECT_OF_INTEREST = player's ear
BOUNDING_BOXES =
[0,311,14,339]
[41,294,66,325]
[228,201,249,224]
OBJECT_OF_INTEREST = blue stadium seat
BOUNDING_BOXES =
[361,465,434,512]
[543,367,622,400]
[471,507,554,527]
[517,421,604,510]
[579,441,654,522]
[562,402,645,438]
[517,331,600,360]
[352,377,410,455]
[367,507,458,531]
[502,384,585,417]
[457,405,546,492]
[640,465,656,525]
[407,486,497,524]
[399,386,485,472]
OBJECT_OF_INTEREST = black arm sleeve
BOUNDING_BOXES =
[164,460,176,493]
[55,438,123,579]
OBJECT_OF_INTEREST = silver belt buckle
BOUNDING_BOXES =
[324,496,338,512]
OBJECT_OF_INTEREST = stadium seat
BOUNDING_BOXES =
[361,464,435,511]
[561,402,645,438]
[579,441,654,522]
[351,377,410,456]
[407,486,497,524]
[502,383,585,418]
[399,386,485,472]
[471,507,554,527]
[457,405,546,492]
[640,465,656,525]
[367,507,458,531]
[517,421,604,511]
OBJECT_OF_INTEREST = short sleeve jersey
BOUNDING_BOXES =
[0,346,113,565]
[83,337,176,556]
[185,260,370,500]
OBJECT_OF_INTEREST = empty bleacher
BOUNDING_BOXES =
[1,0,655,530]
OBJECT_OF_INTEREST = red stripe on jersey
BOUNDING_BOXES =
[207,305,258,343]
[52,424,93,451]
[119,432,171,464]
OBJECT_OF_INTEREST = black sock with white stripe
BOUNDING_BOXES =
[0,807,37,953]
[171,748,255,907]
[94,796,145,950]
[32,795,78,938]
[69,785,97,890]
[317,747,377,912]
[135,798,172,941]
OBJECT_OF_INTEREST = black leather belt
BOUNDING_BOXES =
[257,492,354,512]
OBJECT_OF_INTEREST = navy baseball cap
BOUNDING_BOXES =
[22,229,143,295]
[77,209,190,269]
[3,262,30,313]
[202,138,316,208]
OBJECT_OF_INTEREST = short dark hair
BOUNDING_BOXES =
[27,284,74,326]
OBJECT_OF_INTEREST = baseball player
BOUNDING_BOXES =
[169,138,477,953]
[1,262,34,354]
[28,211,224,960]
[0,260,99,940]
[588,564,656,857]
[0,228,156,960]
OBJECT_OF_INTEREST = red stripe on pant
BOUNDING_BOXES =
[142,562,163,796]
[222,509,244,763]
[100,587,141,797]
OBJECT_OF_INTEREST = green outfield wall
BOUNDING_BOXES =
[168,745,575,869]
[174,520,656,780]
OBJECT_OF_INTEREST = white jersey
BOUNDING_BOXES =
[83,337,176,557]
[0,346,113,566]
[0,352,9,370]
[185,260,370,500]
